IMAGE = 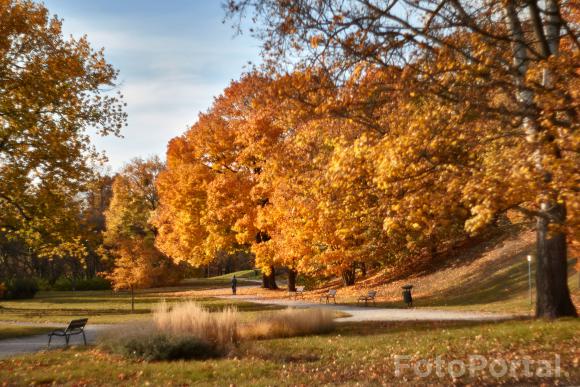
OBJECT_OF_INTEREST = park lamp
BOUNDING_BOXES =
[526,255,533,307]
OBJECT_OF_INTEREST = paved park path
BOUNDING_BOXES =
[0,323,109,359]
[217,294,516,322]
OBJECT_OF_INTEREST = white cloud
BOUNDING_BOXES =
[91,76,230,170]
[54,12,261,171]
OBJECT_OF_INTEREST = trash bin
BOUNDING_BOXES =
[402,285,413,307]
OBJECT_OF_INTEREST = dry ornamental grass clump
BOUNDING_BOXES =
[239,308,335,340]
[100,301,335,361]
[153,301,239,346]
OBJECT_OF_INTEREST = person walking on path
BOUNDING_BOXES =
[231,275,237,295]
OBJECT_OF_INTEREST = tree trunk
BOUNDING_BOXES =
[505,1,576,319]
[268,265,278,289]
[341,265,356,286]
[225,256,233,274]
[262,265,278,289]
[577,259,580,289]
[287,268,297,292]
[130,286,135,313]
[535,203,577,318]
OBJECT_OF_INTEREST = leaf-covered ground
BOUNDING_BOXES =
[0,319,578,386]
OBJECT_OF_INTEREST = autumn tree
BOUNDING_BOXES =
[255,111,392,286]
[228,0,578,318]
[104,239,159,312]
[0,0,126,261]
[104,157,182,297]
[154,74,286,288]
[156,69,400,288]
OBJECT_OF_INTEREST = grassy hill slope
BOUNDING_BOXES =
[346,228,579,314]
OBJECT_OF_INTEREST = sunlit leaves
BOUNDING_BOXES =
[104,157,181,289]
[0,0,126,256]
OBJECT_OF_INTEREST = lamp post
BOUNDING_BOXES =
[527,255,533,306]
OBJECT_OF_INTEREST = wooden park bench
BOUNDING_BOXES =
[289,285,305,300]
[47,318,88,347]
[319,289,337,304]
[357,290,377,306]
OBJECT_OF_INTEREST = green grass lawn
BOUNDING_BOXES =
[0,279,273,324]
[210,269,262,280]
[1,319,577,385]
[0,323,59,340]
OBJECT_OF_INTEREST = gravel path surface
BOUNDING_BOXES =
[218,295,516,322]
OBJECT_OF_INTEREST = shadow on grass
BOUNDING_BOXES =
[0,307,151,317]
[0,297,283,320]
[334,319,530,338]
[372,253,576,310]
[425,256,575,308]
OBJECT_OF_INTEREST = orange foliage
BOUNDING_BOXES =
[157,2,579,288]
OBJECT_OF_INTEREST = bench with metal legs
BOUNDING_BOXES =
[319,289,337,304]
[47,318,88,348]
[357,290,377,306]
[289,286,305,300]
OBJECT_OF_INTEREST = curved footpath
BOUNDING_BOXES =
[0,293,516,359]
[217,295,517,322]
[0,324,109,359]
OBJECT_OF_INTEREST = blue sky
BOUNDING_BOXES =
[42,0,261,171]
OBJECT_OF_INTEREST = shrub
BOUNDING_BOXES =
[239,308,335,340]
[3,278,38,299]
[52,278,71,291]
[75,277,112,291]
[110,333,220,361]
[34,278,52,291]
[53,277,112,291]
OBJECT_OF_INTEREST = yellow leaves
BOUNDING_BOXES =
[153,24,580,280]
[105,238,181,290]
[310,34,323,48]
[465,205,495,234]
[383,217,399,235]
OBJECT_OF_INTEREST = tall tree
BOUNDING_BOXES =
[0,0,126,258]
[104,157,182,295]
[154,74,284,288]
[228,0,578,318]
[104,239,158,312]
